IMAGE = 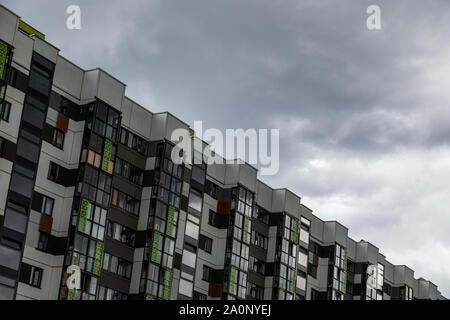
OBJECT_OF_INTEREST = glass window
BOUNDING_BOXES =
[16,137,40,163]
[52,129,65,149]
[37,232,49,251]
[48,162,60,182]
[182,249,196,269]
[0,284,14,300]
[3,209,27,233]
[185,221,199,240]
[4,202,28,234]
[191,165,205,184]
[0,244,21,270]
[188,189,202,212]
[203,236,212,253]
[202,265,211,281]
[22,103,45,130]
[30,266,43,287]
[0,100,11,121]
[41,196,54,216]
[179,278,193,298]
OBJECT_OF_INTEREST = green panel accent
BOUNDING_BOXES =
[0,41,8,80]
[166,206,175,236]
[342,248,347,294]
[18,20,45,40]
[145,295,153,300]
[78,198,90,233]
[151,231,161,263]
[291,269,296,293]
[243,216,250,244]
[101,139,113,172]
[229,266,237,295]
[278,288,284,300]
[188,128,195,137]
[163,269,173,300]
[93,241,104,276]
[293,219,299,244]
[67,288,76,300]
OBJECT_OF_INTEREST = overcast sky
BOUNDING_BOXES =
[4,0,450,296]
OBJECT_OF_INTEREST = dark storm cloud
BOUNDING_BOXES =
[4,0,450,296]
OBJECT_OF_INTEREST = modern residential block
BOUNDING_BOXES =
[0,4,446,300]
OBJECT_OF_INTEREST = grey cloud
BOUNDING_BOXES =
[4,0,450,296]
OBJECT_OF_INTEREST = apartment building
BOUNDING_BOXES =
[0,5,446,301]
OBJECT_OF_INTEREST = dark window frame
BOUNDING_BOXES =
[41,195,54,217]
[29,266,43,288]
[52,128,65,149]
[0,100,11,122]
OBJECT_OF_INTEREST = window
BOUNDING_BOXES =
[154,170,182,209]
[97,286,127,300]
[102,253,132,279]
[248,283,264,299]
[179,278,193,298]
[48,162,60,182]
[249,256,265,275]
[119,127,149,156]
[0,100,11,122]
[182,249,196,269]
[308,263,317,279]
[37,232,48,251]
[297,272,307,291]
[185,221,199,240]
[7,67,17,87]
[193,291,207,300]
[69,234,101,274]
[191,164,206,184]
[78,202,107,241]
[252,231,268,250]
[210,183,218,199]
[3,201,28,234]
[0,244,21,271]
[29,266,43,288]
[80,133,116,174]
[208,210,216,226]
[201,235,212,254]
[298,246,308,267]
[106,220,136,246]
[114,158,143,185]
[188,189,202,213]
[0,137,4,157]
[52,128,65,149]
[111,189,140,216]
[41,196,54,216]
[202,265,212,281]
[78,166,111,207]
[93,101,120,141]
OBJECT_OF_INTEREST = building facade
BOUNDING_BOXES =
[0,5,446,300]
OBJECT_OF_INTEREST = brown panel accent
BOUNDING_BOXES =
[39,214,53,234]
[56,112,69,132]
[313,254,319,267]
[217,201,231,215]
[208,283,223,298]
